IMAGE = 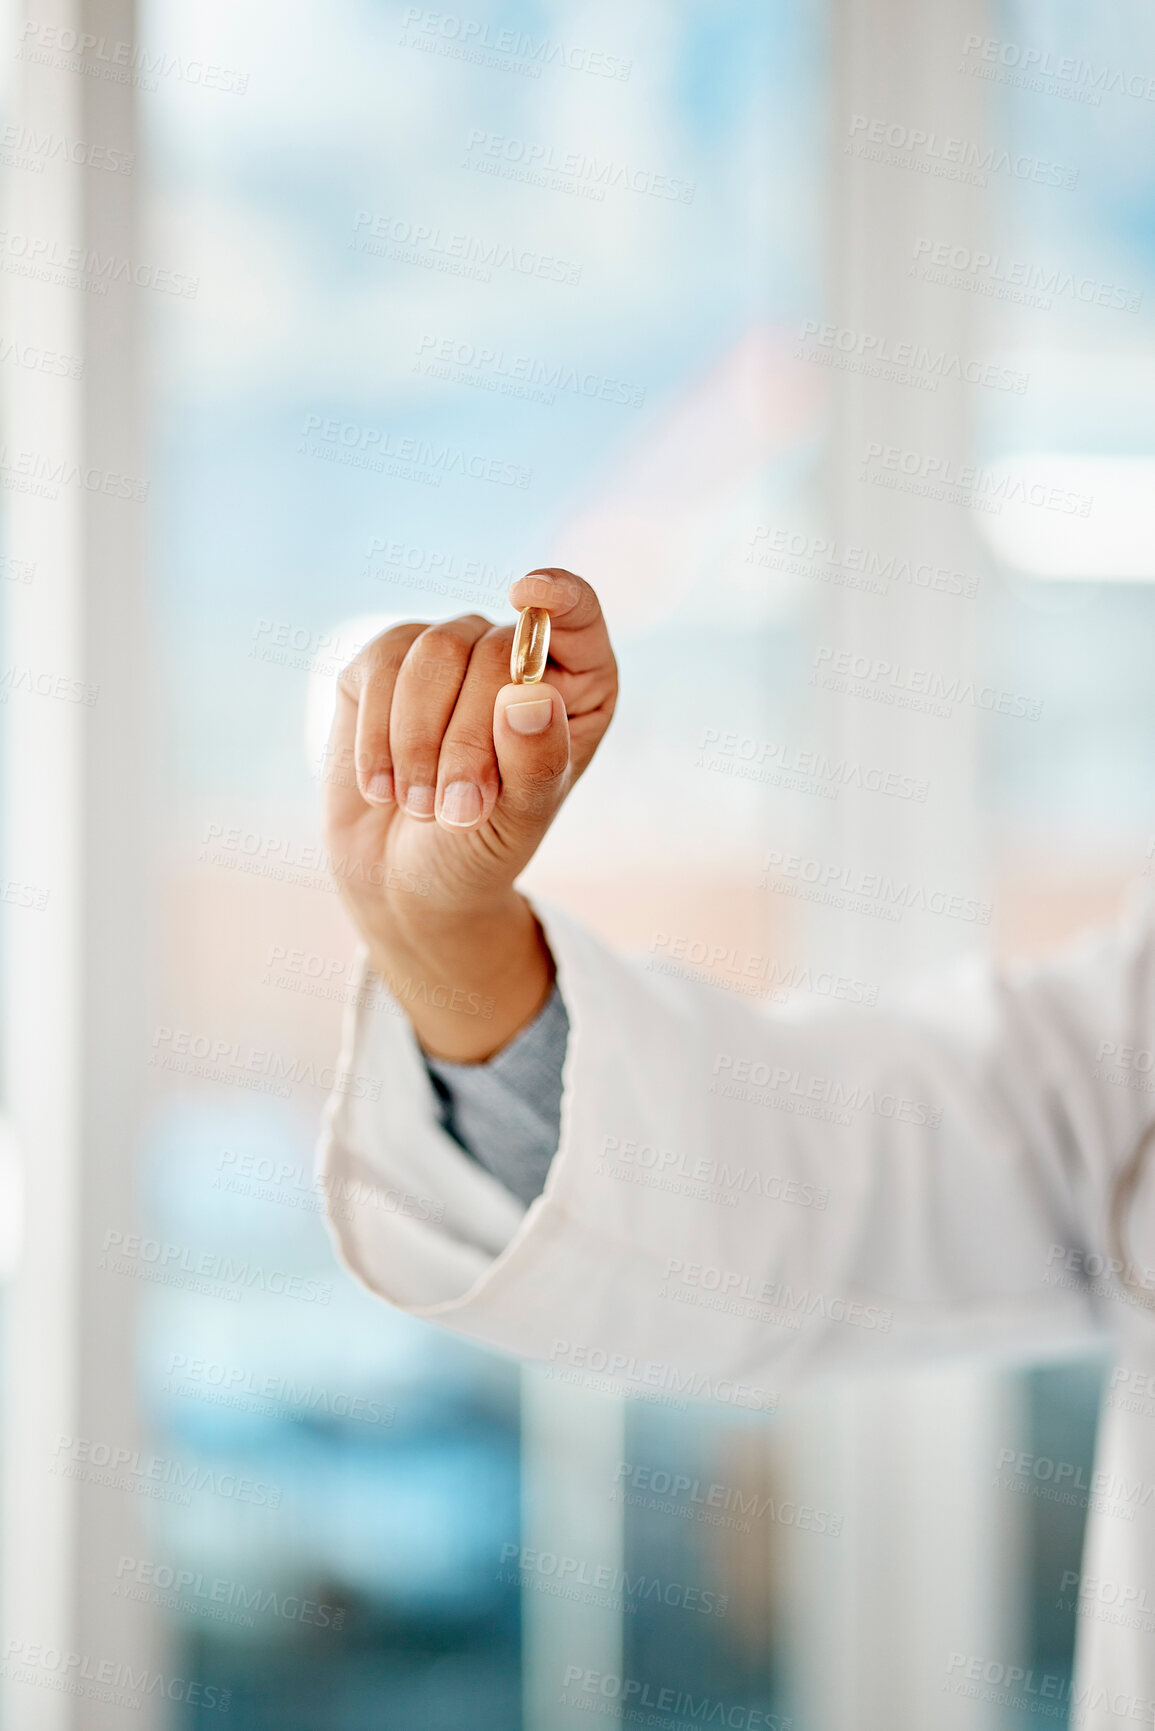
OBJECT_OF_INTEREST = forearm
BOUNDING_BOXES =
[362,890,554,1062]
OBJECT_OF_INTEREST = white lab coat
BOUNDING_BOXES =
[318,895,1155,1722]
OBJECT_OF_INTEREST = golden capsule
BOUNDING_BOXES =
[510,605,551,684]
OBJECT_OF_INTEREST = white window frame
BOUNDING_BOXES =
[0,2,165,1726]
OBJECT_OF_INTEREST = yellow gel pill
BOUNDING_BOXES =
[510,605,551,684]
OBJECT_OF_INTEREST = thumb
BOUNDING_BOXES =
[492,681,571,840]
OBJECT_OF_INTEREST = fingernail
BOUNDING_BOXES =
[439,781,482,827]
[504,698,553,735]
[366,771,393,804]
[405,785,436,818]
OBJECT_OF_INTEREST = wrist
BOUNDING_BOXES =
[364,891,554,1062]
[372,888,529,971]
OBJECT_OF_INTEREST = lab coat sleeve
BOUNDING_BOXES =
[317,894,1155,1404]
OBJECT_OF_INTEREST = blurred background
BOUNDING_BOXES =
[1,0,1154,1725]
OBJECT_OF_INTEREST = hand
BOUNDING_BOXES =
[322,568,617,1058]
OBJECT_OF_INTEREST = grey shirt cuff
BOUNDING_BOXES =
[422,984,569,1208]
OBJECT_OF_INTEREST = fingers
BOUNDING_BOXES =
[388,615,493,818]
[430,627,572,838]
[509,567,615,681]
[325,621,423,825]
[430,625,511,829]
[329,582,606,851]
[507,568,617,779]
[321,678,368,833]
[344,622,425,807]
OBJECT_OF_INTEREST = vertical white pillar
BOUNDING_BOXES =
[0,2,163,1725]
[778,1368,1027,1729]
[784,1,1027,1723]
[819,0,991,987]
[520,1370,625,1728]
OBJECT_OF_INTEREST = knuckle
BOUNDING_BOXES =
[442,721,495,760]
[394,744,440,780]
[391,717,441,759]
[390,701,445,761]
[380,620,428,650]
[477,625,515,661]
[421,616,487,648]
[408,626,470,686]
[342,623,421,693]
[414,624,459,653]
[369,621,425,669]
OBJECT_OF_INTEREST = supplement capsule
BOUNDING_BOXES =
[510,606,551,684]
